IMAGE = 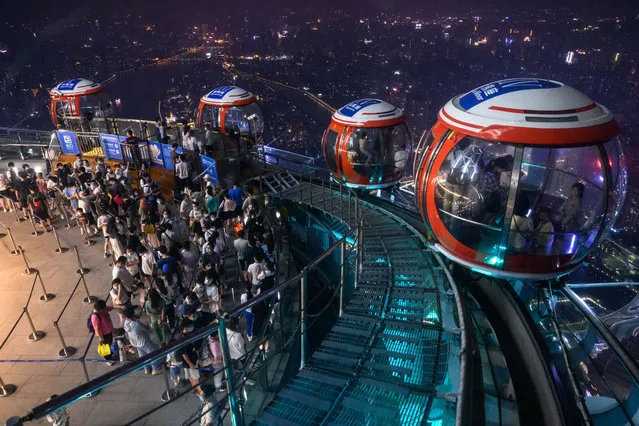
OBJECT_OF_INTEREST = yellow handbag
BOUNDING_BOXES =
[97,343,112,357]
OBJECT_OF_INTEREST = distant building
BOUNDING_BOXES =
[620,188,639,232]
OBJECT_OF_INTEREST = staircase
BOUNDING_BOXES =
[253,171,300,194]
[254,182,455,425]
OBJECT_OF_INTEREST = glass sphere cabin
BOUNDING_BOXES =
[197,85,264,145]
[414,78,626,279]
[49,78,112,126]
[322,98,412,189]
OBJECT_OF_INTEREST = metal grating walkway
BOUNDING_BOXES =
[254,183,453,426]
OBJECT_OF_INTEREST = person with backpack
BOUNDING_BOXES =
[157,245,180,289]
[90,300,116,366]
[123,307,161,375]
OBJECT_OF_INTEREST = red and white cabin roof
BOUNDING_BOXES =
[333,99,406,127]
[200,86,256,106]
[50,78,103,97]
[440,78,619,145]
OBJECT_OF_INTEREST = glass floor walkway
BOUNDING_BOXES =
[254,180,463,425]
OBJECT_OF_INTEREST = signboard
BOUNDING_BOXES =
[206,86,236,100]
[338,99,382,117]
[148,141,164,168]
[57,130,80,155]
[99,133,125,160]
[160,144,182,171]
[200,155,218,185]
[57,79,82,92]
[458,78,562,110]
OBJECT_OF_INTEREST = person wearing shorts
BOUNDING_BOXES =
[179,320,202,393]
[97,213,112,258]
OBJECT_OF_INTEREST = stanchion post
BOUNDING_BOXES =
[62,206,72,228]
[29,212,41,236]
[74,245,90,274]
[52,226,67,253]
[19,246,36,275]
[80,358,99,397]
[161,365,177,402]
[300,268,308,370]
[339,240,345,318]
[7,227,20,255]
[53,321,76,358]
[79,273,97,304]
[23,307,45,342]
[219,316,244,426]
[0,376,17,397]
[14,206,24,223]
[37,271,55,301]
[81,222,94,246]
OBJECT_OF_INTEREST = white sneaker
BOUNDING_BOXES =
[106,361,114,366]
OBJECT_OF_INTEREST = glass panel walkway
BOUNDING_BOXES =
[255,181,464,425]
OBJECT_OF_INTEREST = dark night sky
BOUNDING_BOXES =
[1,0,637,27]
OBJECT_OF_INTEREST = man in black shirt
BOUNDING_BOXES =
[178,319,202,393]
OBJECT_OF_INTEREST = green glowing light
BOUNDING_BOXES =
[486,256,503,266]
[426,310,439,321]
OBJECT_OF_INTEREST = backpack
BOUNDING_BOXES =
[87,313,99,334]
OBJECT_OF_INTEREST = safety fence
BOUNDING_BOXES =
[52,125,313,189]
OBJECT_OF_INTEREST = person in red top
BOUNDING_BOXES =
[92,299,115,365]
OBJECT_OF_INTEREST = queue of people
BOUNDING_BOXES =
[0,153,281,426]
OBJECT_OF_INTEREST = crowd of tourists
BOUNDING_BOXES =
[0,149,282,426]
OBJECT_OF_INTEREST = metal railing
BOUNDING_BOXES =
[0,127,53,145]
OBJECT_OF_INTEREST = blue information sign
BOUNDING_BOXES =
[57,79,82,91]
[206,86,235,100]
[200,155,218,185]
[99,133,125,160]
[338,99,382,117]
[148,141,165,168]
[160,144,182,171]
[57,130,80,155]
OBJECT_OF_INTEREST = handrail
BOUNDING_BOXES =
[561,285,639,384]
[21,213,364,423]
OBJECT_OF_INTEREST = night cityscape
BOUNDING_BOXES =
[1,1,639,425]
